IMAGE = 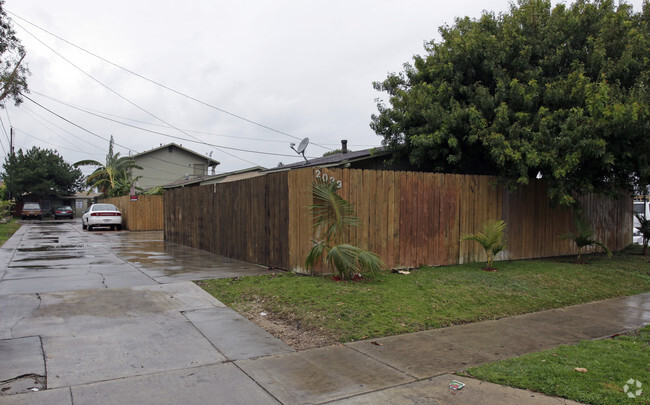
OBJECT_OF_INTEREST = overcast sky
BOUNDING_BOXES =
[3,0,646,179]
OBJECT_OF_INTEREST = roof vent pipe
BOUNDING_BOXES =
[341,139,348,154]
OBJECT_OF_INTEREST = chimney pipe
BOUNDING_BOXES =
[341,139,348,154]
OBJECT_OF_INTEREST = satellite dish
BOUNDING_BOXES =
[290,137,309,163]
[296,137,309,154]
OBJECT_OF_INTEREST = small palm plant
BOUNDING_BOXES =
[461,219,507,271]
[559,215,611,263]
[305,179,385,280]
[634,213,650,256]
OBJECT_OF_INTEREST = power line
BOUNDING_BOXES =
[6,10,332,152]
[22,94,237,178]
[32,91,378,149]
[0,115,9,155]
[27,91,315,159]
[4,107,12,129]
[19,105,105,153]
[12,19,258,167]
[32,91,295,145]
[15,127,101,156]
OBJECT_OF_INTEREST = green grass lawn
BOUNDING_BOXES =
[462,326,650,405]
[197,247,650,343]
[0,219,20,246]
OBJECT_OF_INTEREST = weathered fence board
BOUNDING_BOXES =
[164,173,290,268]
[101,195,163,231]
[164,167,632,273]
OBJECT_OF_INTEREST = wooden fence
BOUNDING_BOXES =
[164,173,289,267]
[164,167,632,272]
[101,195,163,231]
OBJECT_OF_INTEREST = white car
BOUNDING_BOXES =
[82,203,123,231]
[633,201,649,244]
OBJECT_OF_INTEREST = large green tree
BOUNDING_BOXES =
[0,0,29,106]
[74,136,142,197]
[372,0,650,206]
[2,147,83,199]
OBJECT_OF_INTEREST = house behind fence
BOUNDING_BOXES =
[164,167,632,273]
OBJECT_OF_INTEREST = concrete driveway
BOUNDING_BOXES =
[0,220,292,404]
[0,220,276,295]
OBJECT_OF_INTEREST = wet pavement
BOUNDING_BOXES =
[0,220,274,294]
[0,220,648,404]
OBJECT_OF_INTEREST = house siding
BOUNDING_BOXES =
[132,147,213,190]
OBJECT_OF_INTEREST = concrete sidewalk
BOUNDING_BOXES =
[1,223,648,404]
[3,290,647,404]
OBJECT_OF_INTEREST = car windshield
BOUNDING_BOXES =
[91,204,119,211]
[57,206,72,210]
[23,203,40,209]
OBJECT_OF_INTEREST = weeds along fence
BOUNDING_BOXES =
[100,195,163,231]
[164,167,632,273]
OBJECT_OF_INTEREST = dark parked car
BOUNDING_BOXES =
[21,202,43,220]
[54,206,74,220]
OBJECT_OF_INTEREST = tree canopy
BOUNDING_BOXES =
[2,147,83,200]
[0,0,29,106]
[371,0,650,206]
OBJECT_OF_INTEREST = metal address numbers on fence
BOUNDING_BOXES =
[314,169,342,188]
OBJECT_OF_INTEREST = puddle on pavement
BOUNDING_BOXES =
[14,254,85,262]
[28,237,59,242]
[17,245,85,252]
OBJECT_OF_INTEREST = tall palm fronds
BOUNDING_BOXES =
[559,215,611,263]
[74,136,142,196]
[461,219,507,270]
[305,179,385,280]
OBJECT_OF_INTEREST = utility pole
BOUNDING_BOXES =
[7,127,13,201]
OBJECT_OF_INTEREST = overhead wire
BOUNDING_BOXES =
[14,127,100,156]
[22,94,230,179]
[11,19,259,167]
[0,115,9,155]
[19,104,105,153]
[32,91,295,145]
[6,10,333,152]
[33,91,379,149]
[4,107,12,128]
[27,91,315,159]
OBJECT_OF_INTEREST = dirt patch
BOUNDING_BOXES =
[237,301,338,351]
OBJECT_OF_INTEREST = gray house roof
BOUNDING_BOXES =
[130,143,220,167]
[163,166,266,189]
[264,146,389,173]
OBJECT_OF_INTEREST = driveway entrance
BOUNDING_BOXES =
[0,220,291,403]
[0,220,275,295]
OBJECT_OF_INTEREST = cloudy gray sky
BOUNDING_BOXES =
[3,0,645,179]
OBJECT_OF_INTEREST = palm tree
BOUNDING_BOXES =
[305,179,385,280]
[559,215,611,263]
[462,219,507,270]
[74,136,142,197]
